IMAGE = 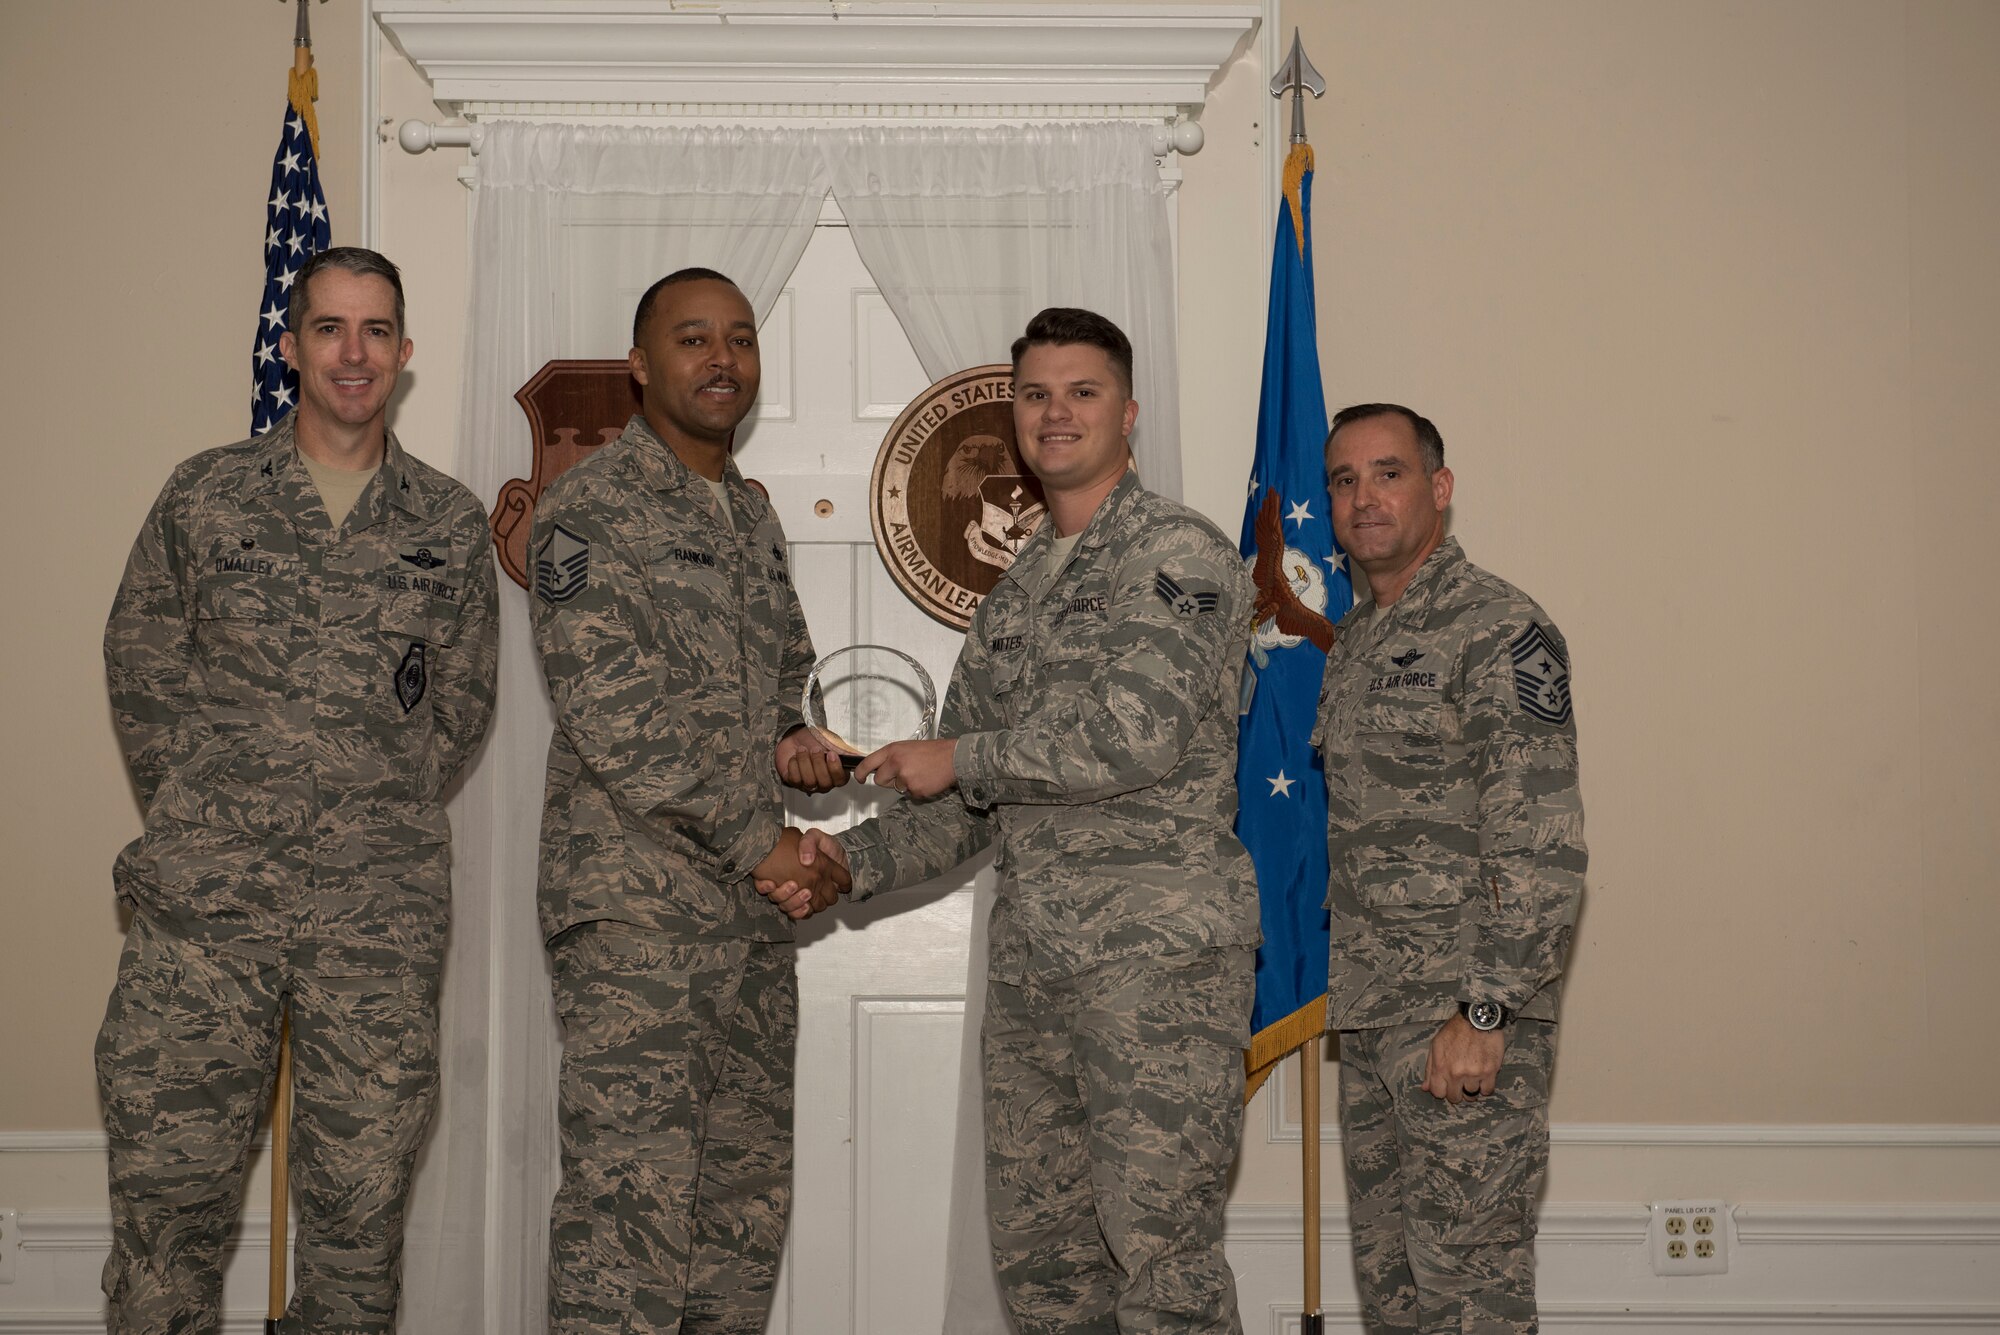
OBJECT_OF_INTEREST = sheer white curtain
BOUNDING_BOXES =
[398,121,829,1335]
[821,123,1182,498]
[822,122,1184,1334]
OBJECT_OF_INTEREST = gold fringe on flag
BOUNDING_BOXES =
[1282,142,1313,261]
[1243,994,1328,1103]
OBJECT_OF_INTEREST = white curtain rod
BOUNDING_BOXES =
[394,118,1205,158]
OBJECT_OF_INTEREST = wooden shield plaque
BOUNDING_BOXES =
[490,360,638,589]
[870,365,1045,630]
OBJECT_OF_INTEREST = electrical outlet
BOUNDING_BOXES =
[0,1207,18,1283]
[1649,1199,1728,1275]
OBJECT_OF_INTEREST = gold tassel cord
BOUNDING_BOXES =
[289,48,320,161]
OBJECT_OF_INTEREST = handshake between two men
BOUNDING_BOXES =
[759,732,963,919]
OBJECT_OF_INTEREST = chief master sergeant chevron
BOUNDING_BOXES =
[1313,403,1586,1333]
[98,246,500,1332]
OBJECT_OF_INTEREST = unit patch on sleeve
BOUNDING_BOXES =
[1509,621,1573,726]
[395,642,428,714]
[534,525,590,606]
[1155,570,1220,619]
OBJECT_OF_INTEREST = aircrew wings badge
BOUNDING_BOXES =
[534,525,590,606]
[1155,570,1221,618]
[1509,621,1573,726]
[399,546,447,570]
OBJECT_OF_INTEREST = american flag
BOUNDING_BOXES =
[251,96,330,434]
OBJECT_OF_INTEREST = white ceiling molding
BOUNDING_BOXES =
[374,2,1260,118]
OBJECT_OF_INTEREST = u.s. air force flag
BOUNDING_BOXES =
[1237,141,1353,1098]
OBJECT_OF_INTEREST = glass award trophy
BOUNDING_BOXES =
[801,645,940,769]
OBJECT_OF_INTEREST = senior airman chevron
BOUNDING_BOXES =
[1155,569,1221,618]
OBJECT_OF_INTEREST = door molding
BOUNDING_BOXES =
[375,1,1258,116]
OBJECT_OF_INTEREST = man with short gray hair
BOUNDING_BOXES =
[1314,403,1586,1332]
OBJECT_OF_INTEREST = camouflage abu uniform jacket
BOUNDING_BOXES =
[530,414,814,944]
[843,473,1261,983]
[1312,538,1586,1030]
[103,415,500,975]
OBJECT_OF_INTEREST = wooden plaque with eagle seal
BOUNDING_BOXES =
[489,359,769,590]
[869,365,1046,630]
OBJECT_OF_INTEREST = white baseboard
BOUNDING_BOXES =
[5,1202,1995,1333]
[6,1132,1997,1333]
[1253,1304,2000,1333]
[1224,1202,2000,1335]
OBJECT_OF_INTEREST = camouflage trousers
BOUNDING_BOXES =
[1336,1018,1556,1334]
[982,947,1253,1335]
[94,911,440,1334]
[548,926,798,1335]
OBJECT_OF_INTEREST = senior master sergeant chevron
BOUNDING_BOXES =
[98,247,500,1333]
[765,308,1261,1335]
[1313,403,1587,1333]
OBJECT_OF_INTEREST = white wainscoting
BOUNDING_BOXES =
[0,1206,285,1335]
[1225,1201,2000,1334]
[5,1133,1998,1333]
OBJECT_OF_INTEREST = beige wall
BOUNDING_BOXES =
[3,0,1995,1219]
[0,4,361,1138]
[1231,0,2000,1208]
[1906,0,2000,1126]
[1275,0,1999,1128]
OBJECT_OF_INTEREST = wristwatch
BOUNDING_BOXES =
[1461,1000,1510,1032]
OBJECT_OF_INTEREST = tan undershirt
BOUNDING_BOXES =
[1037,531,1083,600]
[704,476,736,533]
[301,455,380,530]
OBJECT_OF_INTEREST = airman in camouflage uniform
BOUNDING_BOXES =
[529,269,845,1335]
[97,248,500,1333]
[772,310,1259,1334]
[1312,405,1586,1334]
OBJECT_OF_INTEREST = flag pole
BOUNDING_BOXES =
[266,1008,293,1335]
[267,9,322,1324]
[1267,30,1329,1335]
[286,0,325,162]
[1300,1037,1323,1334]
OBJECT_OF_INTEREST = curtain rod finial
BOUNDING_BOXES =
[1148,120,1205,157]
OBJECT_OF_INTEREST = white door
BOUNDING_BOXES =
[740,224,991,1335]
